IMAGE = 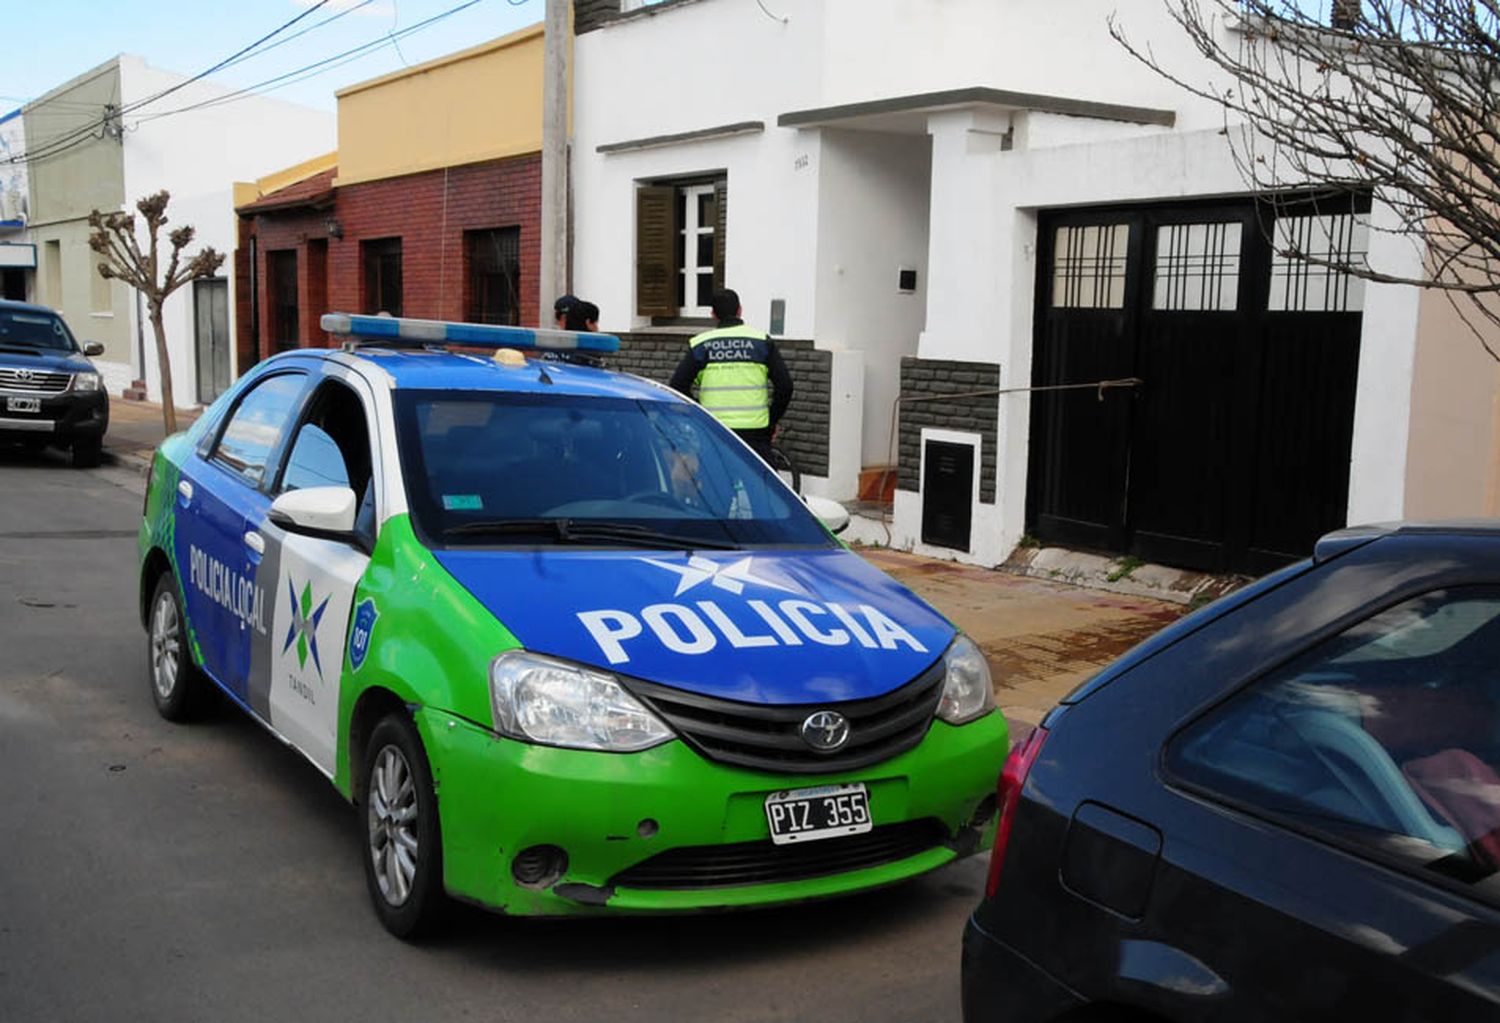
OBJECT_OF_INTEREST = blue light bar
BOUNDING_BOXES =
[320,313,620,353]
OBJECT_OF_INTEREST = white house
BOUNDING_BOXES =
[23,55,334,407]
[569,0,1494,576]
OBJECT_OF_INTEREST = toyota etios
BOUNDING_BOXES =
[138,314,1007,937]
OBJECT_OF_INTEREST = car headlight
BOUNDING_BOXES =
[936,634,995,725]
[73,372,102,392]
[489,650,674,752]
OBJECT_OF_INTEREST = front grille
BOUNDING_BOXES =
[610,818,949,890]
[0,368,71,393]
[622,658,947,774]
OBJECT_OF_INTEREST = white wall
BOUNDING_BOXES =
[813,129,930,464]
[118,56,334,408]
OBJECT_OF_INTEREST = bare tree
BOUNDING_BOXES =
[89,191,225,433]
[1111,1,1500,359]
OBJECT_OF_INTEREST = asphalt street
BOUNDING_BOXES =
[0,450,989,1023]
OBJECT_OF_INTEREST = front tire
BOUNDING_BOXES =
[362,713,446,939]
[147,573,204,721]
[72,439,102,468]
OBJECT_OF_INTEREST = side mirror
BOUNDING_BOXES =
[804,494,851,535]
[83,342,105,357]
[269,486,358,542]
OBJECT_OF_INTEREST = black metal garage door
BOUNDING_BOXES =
[1027,196,1366,576]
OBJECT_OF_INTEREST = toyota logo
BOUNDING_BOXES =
[14,369,33,382]
[800,710,851,753]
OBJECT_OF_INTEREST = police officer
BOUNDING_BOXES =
[670,289,793,462]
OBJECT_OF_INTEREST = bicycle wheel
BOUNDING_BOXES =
[768,445,801,494]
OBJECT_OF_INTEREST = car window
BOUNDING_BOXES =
[212,373,305,485]
[0,309,76,351]
[282,424,350,491]
[393,390,832,548]
[277,379,376,538]
[1169,587,1500,900]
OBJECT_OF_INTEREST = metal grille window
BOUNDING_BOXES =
[1152,221,1242,311]
[465,227,521,325]
[362,237,403,317]
[1052,224,1129,309]
[1269,213,1368,312]
[268,250,299,353]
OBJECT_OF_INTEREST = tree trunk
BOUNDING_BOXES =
[149,302,177,435]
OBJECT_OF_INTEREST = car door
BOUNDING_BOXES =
[248,368,380,778]
[174,369,309,702]
[1160,581,1500,1019]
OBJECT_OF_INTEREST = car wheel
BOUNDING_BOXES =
[147,573,204,721]
[363,713,446,939]
[72,440,102,468]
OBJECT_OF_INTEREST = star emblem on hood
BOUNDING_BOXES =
[643,555,799,598]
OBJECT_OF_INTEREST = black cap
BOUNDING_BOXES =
[553,294,579,318]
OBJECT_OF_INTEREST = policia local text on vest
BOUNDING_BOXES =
[670,289,794,463]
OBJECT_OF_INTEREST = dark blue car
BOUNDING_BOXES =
[963,523,1500,1021]
[0,299,108,466]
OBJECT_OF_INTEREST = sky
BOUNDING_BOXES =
[0,0,543,116]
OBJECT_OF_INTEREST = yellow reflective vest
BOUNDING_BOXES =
[687,324,775,430]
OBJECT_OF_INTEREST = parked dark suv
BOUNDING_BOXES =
[963,523,1500,1021]
[0,299,109,467]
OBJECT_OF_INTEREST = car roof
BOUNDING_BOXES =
[308,346,686,403]
[0,299,63,316]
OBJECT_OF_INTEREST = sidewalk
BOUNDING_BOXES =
[860,548,1186,734]
[103,398,198,473]
[102,398,1192,734]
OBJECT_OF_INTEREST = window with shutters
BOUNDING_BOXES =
[635,175,726,321]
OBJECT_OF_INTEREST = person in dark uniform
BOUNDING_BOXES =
[669,289,793,462]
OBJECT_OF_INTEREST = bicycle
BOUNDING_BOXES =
[767,444,801,495]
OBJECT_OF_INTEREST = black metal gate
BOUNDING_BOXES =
[1028,196,1366,575]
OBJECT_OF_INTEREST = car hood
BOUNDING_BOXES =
[433,546,955,704]
[0,347,92,375]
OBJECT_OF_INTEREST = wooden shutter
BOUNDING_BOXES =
[636,184,677,318]
[712,177,728,295]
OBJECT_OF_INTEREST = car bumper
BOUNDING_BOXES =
[0,389,108,444]
[961,913,1085,1022]
[413,705,1007,916]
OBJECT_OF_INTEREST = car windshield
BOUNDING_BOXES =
[0,309,76,351]
[394,390,835,549]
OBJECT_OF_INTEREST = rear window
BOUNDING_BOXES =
[394,390,832,549]
[1169,587,1500,903]
[0,310,75,351]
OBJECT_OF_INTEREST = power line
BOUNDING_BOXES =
[6,0,333,166]
[134,0,487,124]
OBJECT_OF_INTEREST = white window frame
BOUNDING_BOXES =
[679,182,716,318]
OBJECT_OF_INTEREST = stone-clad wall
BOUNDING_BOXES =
[610,332,831,478]
[897,358,1000,502]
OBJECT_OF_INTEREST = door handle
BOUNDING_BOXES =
[177,480,194,501]
[244,531,265,555]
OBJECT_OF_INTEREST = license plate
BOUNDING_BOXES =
[764,783,872,845]
[6,397,40,413]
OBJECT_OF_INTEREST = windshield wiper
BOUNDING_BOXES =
[440,517,738,550]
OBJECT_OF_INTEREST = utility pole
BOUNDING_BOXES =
[539,0,569,324]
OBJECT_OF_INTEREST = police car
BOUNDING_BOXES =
[137,313,1007,937]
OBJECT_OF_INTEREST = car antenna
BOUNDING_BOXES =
[535,359,554,386]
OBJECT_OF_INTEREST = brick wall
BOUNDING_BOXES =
[235,152,541,365]
[611,331,832,478]
[897,357,1000,502]
[573,0,618,32]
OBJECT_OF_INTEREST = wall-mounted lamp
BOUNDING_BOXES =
[324,216,343,239]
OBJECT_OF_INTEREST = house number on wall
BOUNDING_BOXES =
[794,155,810,171]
